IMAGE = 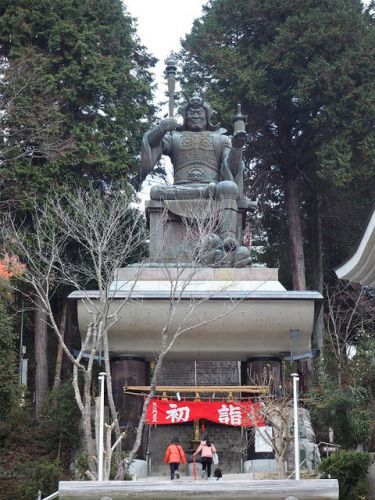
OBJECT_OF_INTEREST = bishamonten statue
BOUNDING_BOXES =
[141,56,254,267]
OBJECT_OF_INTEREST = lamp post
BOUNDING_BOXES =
[98,371,106,481]
[291,372,300,480]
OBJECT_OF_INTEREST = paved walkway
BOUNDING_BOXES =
[59,476,339,499]
[140,472,255,481]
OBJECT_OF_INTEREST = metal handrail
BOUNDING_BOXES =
[37,491,59,500]
[287,457,309,480]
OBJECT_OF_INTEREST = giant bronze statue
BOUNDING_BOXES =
[141,57,254,267]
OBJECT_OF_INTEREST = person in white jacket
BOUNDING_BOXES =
[193,435,217,479]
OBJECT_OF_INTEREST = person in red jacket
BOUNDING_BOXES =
[192,435,217,479]
[164,437,186,480]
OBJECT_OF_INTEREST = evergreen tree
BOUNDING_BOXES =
[0,289,18,424]
[0,0,156,204]
[179,0,375,290]
[0,0,155,415]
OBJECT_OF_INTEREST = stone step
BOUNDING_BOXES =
[254,470,319,481]
[59,478,339,499]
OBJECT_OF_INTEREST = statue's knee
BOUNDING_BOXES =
[216,180,238,199]
[150,185,166,200]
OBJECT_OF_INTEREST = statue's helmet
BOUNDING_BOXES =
[177,90,220,131]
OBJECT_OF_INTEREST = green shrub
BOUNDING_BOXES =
[40,380,81,449]
[318,450,370,500]
[352,478,370,500]
[309,381,372,448]
[15,459,62,500]
[72,452,89,479]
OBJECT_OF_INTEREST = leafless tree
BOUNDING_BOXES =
[247,369,294,479]
[1,190,259,480]
[1,187,146,477]
[324,281,375,387]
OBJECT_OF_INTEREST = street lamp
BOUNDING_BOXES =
[98,371,106,481]
[291,372,300,480]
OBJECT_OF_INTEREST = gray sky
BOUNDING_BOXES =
[125,0,206,111]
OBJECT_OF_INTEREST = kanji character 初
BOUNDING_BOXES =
[165,403,190,423]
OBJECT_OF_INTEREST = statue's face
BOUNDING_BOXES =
[185,106,208,131]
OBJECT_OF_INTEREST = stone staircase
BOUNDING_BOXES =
[253,469,319,480]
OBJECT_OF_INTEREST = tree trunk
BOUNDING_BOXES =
[53,298,67,390]
[34,294,49,419]
[311,189,324,350]
[285,175,312,388]
[276,457,286,479]
[62,299,76,378]
[285,176,306,291]
[337,358,342,388]
[274,434,287,479]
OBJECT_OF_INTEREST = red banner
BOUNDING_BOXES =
[146,399,265,427]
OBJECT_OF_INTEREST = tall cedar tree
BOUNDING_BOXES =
[0,293,18,423]
[179,0,375,292]
[0,0,155,416]
[0,0,156,204]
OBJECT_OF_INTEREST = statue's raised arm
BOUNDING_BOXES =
[140,116,178,180]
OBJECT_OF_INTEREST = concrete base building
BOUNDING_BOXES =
[70,262,322,474]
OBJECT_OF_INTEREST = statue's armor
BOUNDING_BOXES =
[163,131,230,185]
[141,117,252,266]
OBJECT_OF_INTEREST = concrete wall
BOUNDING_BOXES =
[148,424,242,476]
[157,360,240,386]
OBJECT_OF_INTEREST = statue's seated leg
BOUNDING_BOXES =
[216,180,239,252]
[150,184,175,200]
[150,183,216,200]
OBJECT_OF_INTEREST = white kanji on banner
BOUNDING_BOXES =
[151,401,158,424]
[165,403,190,423]
[218,403,242,425]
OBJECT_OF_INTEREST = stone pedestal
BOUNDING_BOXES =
[111,356,147,451]
[59,478,340,499]
[146,200,248,263]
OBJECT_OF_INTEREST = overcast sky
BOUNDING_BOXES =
[125,0,206,112]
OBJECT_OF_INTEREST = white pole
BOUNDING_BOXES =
[98,371,106,481]
[291,373,300,480]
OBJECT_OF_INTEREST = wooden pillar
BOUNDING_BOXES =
[111,356,147,452]
[245,357,282,394]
